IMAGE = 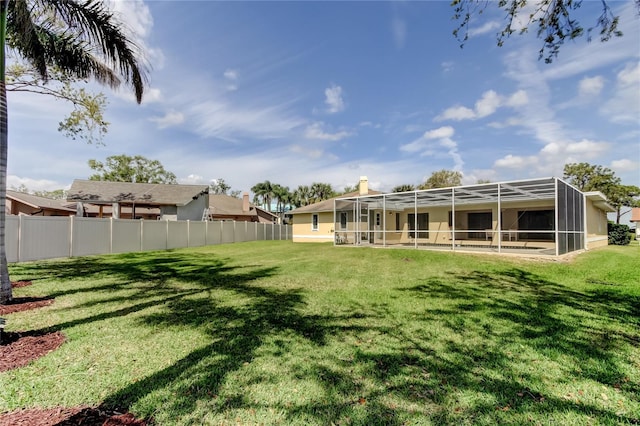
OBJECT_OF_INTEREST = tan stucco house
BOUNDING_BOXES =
[290,177,615,257]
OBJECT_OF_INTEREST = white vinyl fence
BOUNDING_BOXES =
[6,216,292,263]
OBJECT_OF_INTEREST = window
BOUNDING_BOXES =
[339,212,348,230]
[408,213,429,238]
[312,214,319,231]
[467,212,492,239]
[518,210,554,240]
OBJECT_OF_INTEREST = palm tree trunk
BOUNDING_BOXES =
[0,0,12,304]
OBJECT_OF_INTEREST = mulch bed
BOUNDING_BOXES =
[0,406,149,426]
[0,297,54,315]
[11,280,33,289]
[1,280,149,425]
[0,330,65,372]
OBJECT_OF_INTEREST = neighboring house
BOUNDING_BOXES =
[209,193,279,223]
[290,176,615,257]
[80,204,161,220]
[630,208,640,239]
[290,176,382,243]
[67,180,209,221]
[6,190,76,216]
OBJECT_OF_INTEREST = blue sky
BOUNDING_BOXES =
[6,0,640,196]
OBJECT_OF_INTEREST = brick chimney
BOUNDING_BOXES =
[242,192,250,212]
[359,176,368,196]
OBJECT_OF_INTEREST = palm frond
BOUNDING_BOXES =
[8,0,148,103]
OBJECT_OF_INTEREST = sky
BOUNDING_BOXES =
[6,0,640,197]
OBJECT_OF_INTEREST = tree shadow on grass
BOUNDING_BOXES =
[9,253,640,424]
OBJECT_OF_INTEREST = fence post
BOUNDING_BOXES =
[110,217,114,254]
[18,215,23,263]
[69,216,74,258]
[140,219,143,252]
[187,220,190,247]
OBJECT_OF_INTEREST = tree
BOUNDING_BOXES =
[209,178,232,195]
[292,185,312,207]
[88,155,176,184]
[392,184,415,193]
[418,170,462,190]
[451,0,638,63]
[310,182,334,203]
[7,62,108,144]
[1,0,148,304]
[251,180,275,211]
[342,182,359,194]
[563,162,640,224]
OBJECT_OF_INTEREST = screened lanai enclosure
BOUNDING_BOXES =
[333,178,592,256]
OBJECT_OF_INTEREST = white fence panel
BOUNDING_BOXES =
[5,216,19,263]
[72,217,110,257]
[168,221,188,249]
[221,221,235,244]
[20,216,70,261]
[188,221,206,247]
[142,221,167,251]
[206,221,222,245]
[265,223,274,240]
[235,221,249,243]
[6,215,292,263]
[112,220,141,253]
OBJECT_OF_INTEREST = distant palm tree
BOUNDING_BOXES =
[251,180,276,211]
[0,0,148,304]
[310,182,334,203]
[293,185,311,207]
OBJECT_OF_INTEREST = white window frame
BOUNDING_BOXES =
[312,213,319,231]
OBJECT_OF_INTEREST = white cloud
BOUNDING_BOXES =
[179,174,206,185]
[578,76,605,97]
[224,69,239,91]
[475,90,501,118]
[391,17,407,49]
[7,175,67,192]
[441,61,454,73]
[564,139,610,156]
[436,89,528,121]
[424,126,455,139]
[189,100,304,141]
[290,144,325,159]
[400,126,463,170]
[601,61,640,123]
[494,154,538,169]
[611,158,638,172]
[506,90,528,107]
[304,122,351,141]
[468,21,500,37]
[150,110,185,129]
[435,105,475,121]
[324,84,345,113]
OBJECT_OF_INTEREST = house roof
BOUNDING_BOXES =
[289,190,383,214]
[7,190,76,212]
[67,180,209,206]
[584,191,616,213]
[209,194,278,219]
[631,208,640,222]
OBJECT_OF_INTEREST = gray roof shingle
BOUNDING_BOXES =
[67,180,209,206]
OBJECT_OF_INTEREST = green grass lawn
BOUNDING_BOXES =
[2,241,639,425]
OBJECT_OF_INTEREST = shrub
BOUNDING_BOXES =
[608,222,631,245]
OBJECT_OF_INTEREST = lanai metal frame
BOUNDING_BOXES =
[333,177,586,256]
